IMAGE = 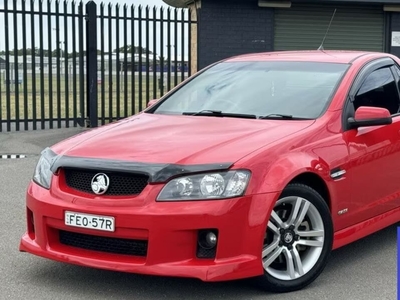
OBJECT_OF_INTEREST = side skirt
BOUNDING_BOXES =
[332,206,400,250]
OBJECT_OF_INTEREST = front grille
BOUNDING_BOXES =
[63,168,149,196]
[59,230,148,256]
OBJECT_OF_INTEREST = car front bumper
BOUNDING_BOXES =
[19,180,279,282]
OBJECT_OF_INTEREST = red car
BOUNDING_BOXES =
[20,50,400,293]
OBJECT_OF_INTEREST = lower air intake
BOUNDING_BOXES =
[59,230,148,257]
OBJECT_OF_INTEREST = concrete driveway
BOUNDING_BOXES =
[0,128,397,300]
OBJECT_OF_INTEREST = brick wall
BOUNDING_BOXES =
[197,0,274,69]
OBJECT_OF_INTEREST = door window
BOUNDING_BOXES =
[353,67,400,115]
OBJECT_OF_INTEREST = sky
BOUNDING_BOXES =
[0,0,190,58]
[137,0,167,7]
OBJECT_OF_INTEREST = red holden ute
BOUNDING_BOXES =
[20,50,400,293]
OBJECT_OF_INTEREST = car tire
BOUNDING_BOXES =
[254,183,333,293]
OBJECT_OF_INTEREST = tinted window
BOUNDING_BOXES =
[354,67,400,115]
[393,65,400,91]
[151,61,349,119]
[395,65,400,78]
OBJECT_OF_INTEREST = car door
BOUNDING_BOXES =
[342,59,400,225]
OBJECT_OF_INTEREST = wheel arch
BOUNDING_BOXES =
[286,172,332,212]
[254,152,332,211]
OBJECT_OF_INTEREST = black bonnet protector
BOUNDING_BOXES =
[45,148,233,183]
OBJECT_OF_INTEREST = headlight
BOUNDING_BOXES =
[157,170,251,201]
[33,149,57,189]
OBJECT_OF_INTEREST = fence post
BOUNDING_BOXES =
[85,1,98,128]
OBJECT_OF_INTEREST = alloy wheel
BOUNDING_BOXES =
[262,196,325,281]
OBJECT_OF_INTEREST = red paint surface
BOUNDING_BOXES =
[354,106,391,120]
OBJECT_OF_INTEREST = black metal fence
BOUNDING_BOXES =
[0,0,195,132]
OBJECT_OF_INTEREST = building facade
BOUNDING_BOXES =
[164,0,400,70]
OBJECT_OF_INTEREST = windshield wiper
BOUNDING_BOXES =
[259,114,312,120]
[182,110,257,119]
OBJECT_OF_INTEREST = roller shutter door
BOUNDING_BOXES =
[274,4,384,52]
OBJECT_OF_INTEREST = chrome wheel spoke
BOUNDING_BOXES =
[294,201,310,229]
[263,246,283,269]
[270,210,284,228]
[283,249,296,279]
[298,229,324,238]
[268,221,280,235]
[287,197,303,225]
[262,239,279,258]
[281,248,304,279]
[297,239,323,247]
[291,247,304,277]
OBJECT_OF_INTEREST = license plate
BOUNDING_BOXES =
[64,211,115,232]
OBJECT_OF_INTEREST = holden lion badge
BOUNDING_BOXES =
[91,173,110,195]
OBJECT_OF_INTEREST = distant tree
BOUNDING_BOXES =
[0,47,129,58]
[114,45,153,54]
[65,50,107,59]
[5,48,52,57]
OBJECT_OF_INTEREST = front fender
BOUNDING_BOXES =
[245,152,331,195]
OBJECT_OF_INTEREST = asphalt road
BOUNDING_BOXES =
[0,128,398,300]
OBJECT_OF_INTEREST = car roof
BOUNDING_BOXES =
[224,50,390,64]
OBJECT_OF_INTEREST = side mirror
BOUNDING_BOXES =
[147,99,159,108]
[348,106,392,129]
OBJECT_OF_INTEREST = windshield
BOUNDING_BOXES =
[150,61,349,119]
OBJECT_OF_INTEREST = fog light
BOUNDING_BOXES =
[205,232,217,247]
[198,230,218,250]
[197,229,218,259]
